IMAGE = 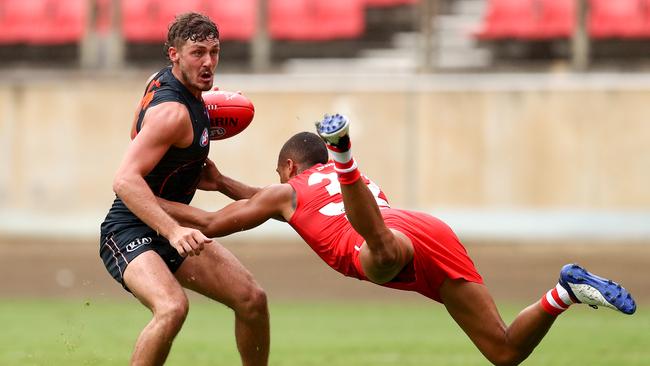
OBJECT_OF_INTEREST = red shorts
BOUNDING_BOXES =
[352,209,483,302]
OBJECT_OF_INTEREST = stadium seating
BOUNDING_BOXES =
[269,0,365,40]
[0,0,419,43]
[0,0,391,45]
[315,0,365,40]
[268,0,311,40]
[122,0,206,42]
[364,0,418,7]
[476,0,650,40]
[475,0,541,39]
[0,0,35,43]
[31,0,87,44]
[199,0,256,41]
[589,0,648,38]
[538,0,573,38]
[121,0,367,43]
[121,0,161,42]
[122,0,256,42]
[0,0,86,44]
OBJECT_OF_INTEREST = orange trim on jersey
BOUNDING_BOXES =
[132,78,162,139]
[139,79,161,111]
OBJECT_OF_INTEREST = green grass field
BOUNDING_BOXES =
[0,299,647,365]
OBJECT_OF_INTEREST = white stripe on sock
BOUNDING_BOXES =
[334,160,358,173]
[330,149,352,164]
[555,283,574,306]
[545,292,565,310]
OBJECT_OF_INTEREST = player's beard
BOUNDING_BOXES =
[180,64,212,93]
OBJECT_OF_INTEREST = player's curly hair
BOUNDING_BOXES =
[165,12,219,57]
[279,132,329,169]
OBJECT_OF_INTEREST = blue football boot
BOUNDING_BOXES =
[559,263,636,315]
[315,113,350,151]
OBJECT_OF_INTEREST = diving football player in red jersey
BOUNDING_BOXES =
[160,115,636,366]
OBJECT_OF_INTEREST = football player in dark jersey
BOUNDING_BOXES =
[100,13,268,366]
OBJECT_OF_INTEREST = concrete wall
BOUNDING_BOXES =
[1,72,649,238]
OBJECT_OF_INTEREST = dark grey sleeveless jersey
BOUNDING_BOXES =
[101,67,210,234]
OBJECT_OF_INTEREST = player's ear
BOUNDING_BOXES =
[168,46,179,63]
[287,159,298,178]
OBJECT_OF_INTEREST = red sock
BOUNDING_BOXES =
[333,158,361,185]
[327,143,361,185]
[540,284,577,316]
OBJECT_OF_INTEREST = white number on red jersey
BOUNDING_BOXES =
[307,171,389,217]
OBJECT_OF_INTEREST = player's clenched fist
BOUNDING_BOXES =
[169,226,213,257]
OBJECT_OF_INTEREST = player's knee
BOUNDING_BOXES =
[235,284,268,321]
[486,348,526,366]
[369,246,401,269]
[369,253,397,275]
[359,247,402,284]
[154,295,189,331]
[366,231,407,269]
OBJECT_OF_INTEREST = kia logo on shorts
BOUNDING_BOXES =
[126,237,152,252]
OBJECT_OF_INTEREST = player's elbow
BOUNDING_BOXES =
[112,169,145,198]
[202,225,217,238]
[112,174,130,196]
[201,214,221,237]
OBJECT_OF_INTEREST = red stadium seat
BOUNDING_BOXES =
[642,0,650,37]
[589,0,647,38]
[0,1,15,43]
[268,0,315,40]
[475,0,540,40]
[121,0,162,42]
[269,0,364,41]
[122,0,202,42]
[476,0,650,40]
[30,0,87,44]
[364,0,418,7]
[314,0,365,40]
[0,0,41,44]
[199,0,256,41]
[123,0,253,42]
[0,1,7,43]
[538,0,574,38]
[0,0,85,44]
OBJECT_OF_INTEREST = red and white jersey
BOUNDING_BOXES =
[288,162,483,302]
[287,162,389,279]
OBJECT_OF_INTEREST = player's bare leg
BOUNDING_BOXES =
[340,178,414,284]
[175,242,269,366]
[440,279,555,365]
[441,263,636,366]
[316,114,414,284]
[123,251,190,366]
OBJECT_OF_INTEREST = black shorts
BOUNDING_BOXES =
[100,226,185,291]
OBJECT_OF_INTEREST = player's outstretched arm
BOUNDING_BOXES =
[217,174,263,200]
[160,183,294,238]
[198,158,262,200]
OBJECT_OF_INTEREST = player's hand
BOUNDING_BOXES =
[168,226,213,257]
[198,158,224,191]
